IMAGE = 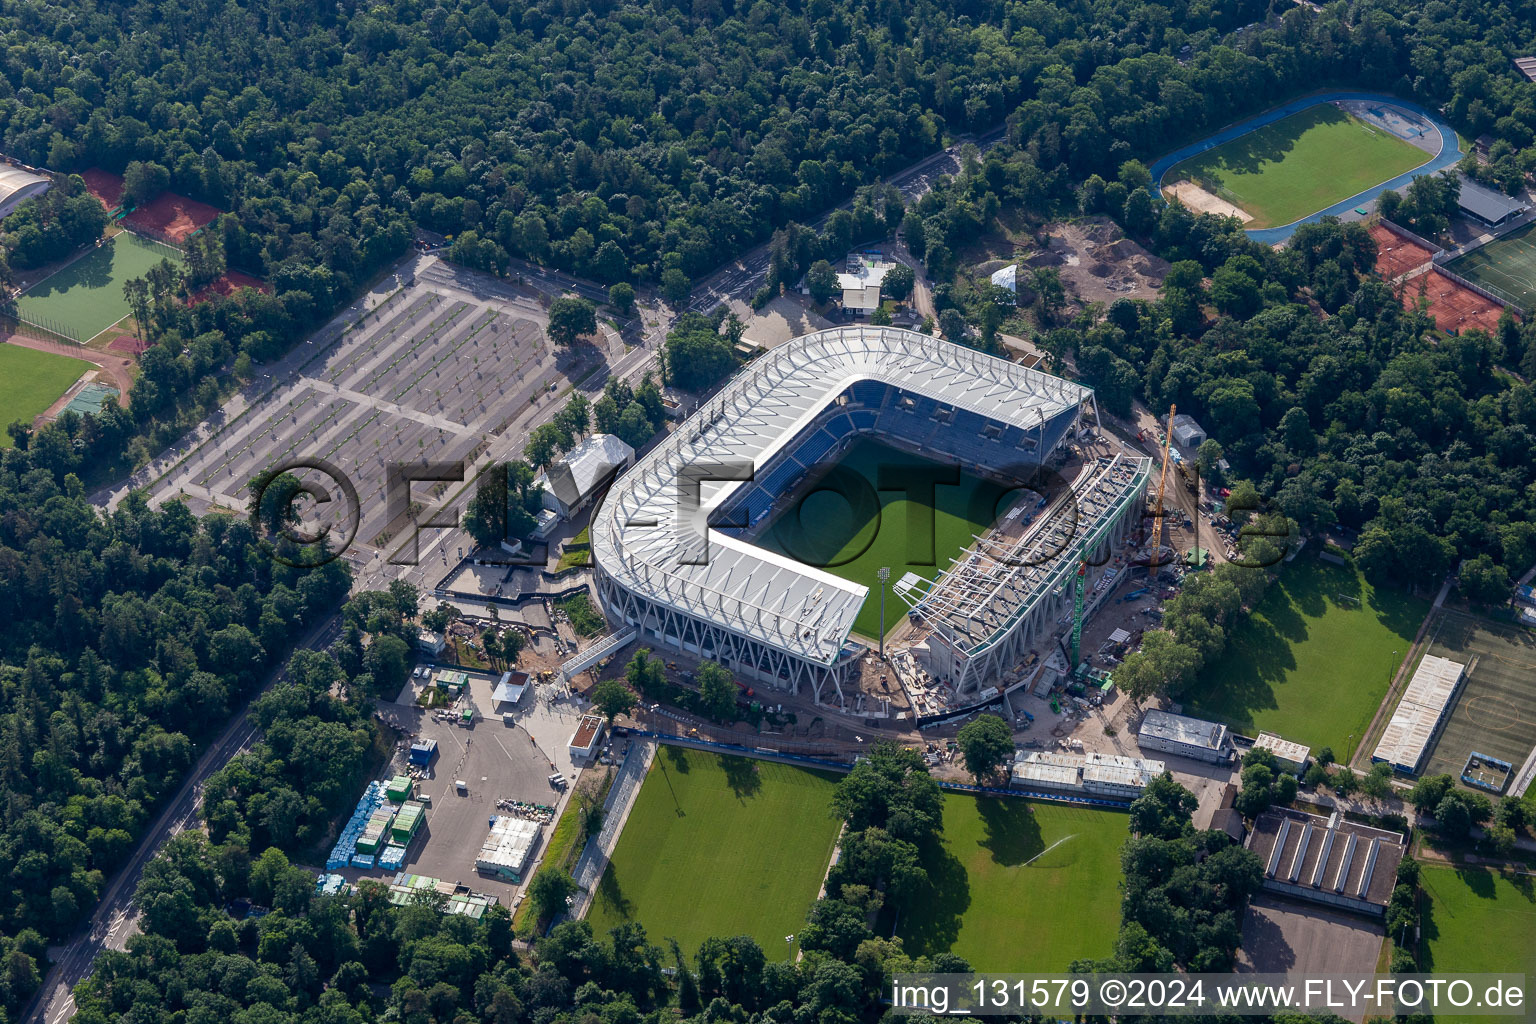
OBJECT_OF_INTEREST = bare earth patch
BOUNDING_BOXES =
[1027,218,1170,309]
[1164,180,1254,223]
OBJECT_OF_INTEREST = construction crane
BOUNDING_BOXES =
[1150,403,1176,569]
[1070,559,1087,669]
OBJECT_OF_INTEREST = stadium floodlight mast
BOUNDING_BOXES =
[877,566,891,658]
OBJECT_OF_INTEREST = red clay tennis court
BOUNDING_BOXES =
[1403,268,1514,334]
[81,168,125,212]
[122,191,221,244]
[1370,223,1434,280]
[107,333,149,355]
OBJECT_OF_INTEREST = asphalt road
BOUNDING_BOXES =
[26,614,341,1024]
[42,127,1013,1024]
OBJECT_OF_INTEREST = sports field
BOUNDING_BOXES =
[0,344,92,445]
[1181,552,1430,755]
[1419,611,1536,784]
[757,438,1012,638]
[1418,865,1536,1022]
[1163,104,1430,229]
[15,233,181,342]
[896,794,1126,971]
[586,748,842,958]
[1442,220,1536,311]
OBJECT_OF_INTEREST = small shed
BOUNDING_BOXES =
[569,713,605,759]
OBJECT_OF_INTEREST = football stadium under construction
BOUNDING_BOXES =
[589,326,1152,704]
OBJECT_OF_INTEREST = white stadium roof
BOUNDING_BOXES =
[590,326,1091,666]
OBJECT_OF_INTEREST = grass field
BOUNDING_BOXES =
[1418,865,1536,1022]
[586,748,842,958]
[15,233,181,342]
[756,438,1012,638]
[895,795,1127,971]
[1443,220,1536,311]
[1420,610,1536,783]
[0,344,92,446]
[1164,104,1430,228]
[1181,552,1430,755]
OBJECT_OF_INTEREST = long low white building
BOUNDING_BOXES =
[1011,750,1165,800]
[1137,708,1233,764]
[474,816,544,882]
[1372,654,1466,774]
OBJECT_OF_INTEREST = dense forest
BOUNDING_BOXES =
[0,457,349,1018]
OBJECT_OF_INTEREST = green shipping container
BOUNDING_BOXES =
[385,776,413,803]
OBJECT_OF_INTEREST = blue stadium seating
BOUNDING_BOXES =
[848,381,888,406]
[848,410,878,431]
[793,429,836,466]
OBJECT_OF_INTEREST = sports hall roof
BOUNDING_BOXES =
[590,326,1091,666]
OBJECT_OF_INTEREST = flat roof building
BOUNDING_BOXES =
[1246,809,1406,918]
[836,257,891,313]
[1254,731,1311,775]
[0,165,49,219]
[1138,709,1232,764]
[569,713,605,759]
[1515,56,1536,83]
[492,671,530,711]
[1456,175,1530,227]
[1011,750,1165,800]
[538,434,635,520]
[1372,655,1465,774]
[475,816,544,882]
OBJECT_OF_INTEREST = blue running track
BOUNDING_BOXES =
[1149,91,1464,244]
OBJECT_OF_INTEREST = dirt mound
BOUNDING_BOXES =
[1088,261,1113,278]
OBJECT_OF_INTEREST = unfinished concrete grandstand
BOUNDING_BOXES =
[589,326,1121,704]
[898,452,1150,694]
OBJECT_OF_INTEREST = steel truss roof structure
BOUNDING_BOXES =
[899,452,1152,692]
[590,326,1091,670]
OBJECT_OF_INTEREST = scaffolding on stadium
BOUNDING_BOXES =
[900,453,1152,694]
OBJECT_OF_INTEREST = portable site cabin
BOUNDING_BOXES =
[409,739,438,766]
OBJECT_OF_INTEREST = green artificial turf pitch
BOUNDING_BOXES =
[1180,551,1430,755]
[755,438,1013,639]
[1443,220,1536,311]
[1418,865,1536,1022]
[585,748,842,959]
[1164,104,1430,229]
[15,232,181,342]
[0,344,92,447]
[895,794,1127,971]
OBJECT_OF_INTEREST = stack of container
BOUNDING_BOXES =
[391,801,425,844]
[378,844,408,870]
[350,852,376,869]
[356,804,396,855]
[326,781,386,871]
[385,775,414,803]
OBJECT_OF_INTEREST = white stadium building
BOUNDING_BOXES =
[589,326,1150,704]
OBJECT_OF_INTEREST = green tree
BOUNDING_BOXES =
[526,868,576,925]
[882,263,914,302]
[608,281,636,315]
[547,296,597,347]
[696,661,737,721]
[806,260,840,304]
[955,714,1013,783]
[590,677,636,725]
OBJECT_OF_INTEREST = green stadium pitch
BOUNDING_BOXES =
[754,437,1014,640]
[1418,610,1536,785]
[1418,864,1536,991]
[1163,104,1430,229]
[892,794,1126,971]
[1441,220,1536,311]
[585,748,843,960]
[15,232,182,342]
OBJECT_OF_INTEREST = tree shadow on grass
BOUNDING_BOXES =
[898,843,971,958]
[1186,617,1297,733]
[596,864,632,920]
[720,755,761,801]
[663,746,690,773]
[1456,864,1497,901]
[975,797,1044,868]
[1184,105,1348,180]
